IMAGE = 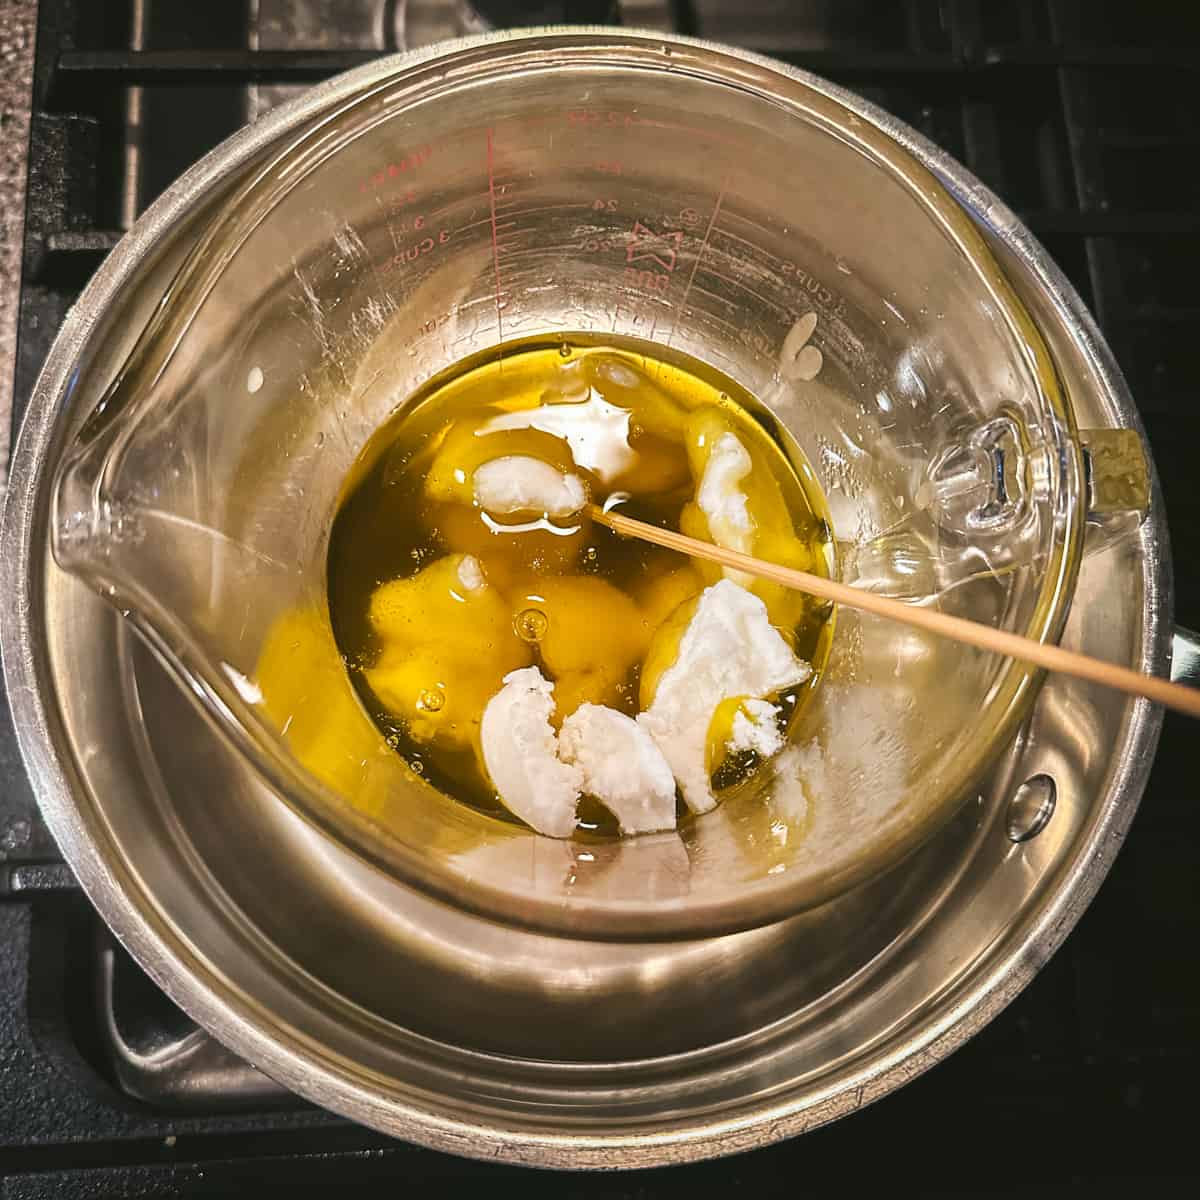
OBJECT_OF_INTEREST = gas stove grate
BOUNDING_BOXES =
[1,1,1197,1194]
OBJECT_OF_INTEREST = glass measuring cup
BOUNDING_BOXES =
[50,32,1150,940]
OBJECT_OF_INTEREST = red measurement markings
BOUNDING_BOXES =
[623,267,670,294]
[671,179,728,341]
[389,213,429,238]
[486,127,505,343]
[626,220,684,273]
[376,229,451,275]
[359,145,434,193]
[571,215,684,295]
[565,109,640,128]
[450,215,507,239]
[491,203,591,223]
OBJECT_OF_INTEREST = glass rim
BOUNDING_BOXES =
[48,30,1086,941]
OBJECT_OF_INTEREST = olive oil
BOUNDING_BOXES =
[326,334,836,835]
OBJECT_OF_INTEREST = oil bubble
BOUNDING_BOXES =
[514,607,549,643]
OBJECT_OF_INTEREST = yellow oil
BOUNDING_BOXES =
[326,334,836,836]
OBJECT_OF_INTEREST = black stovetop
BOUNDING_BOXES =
[1,2,1197,1194]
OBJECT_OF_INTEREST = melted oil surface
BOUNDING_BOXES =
[327,335,836,836]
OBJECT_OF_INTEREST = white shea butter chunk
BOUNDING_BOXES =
[638,579,811,814]
[480,667,583,837]
[473,456,586,518]
[728,698,784,758]
[698,432,755,554]
[456,554,485,593]
[559,703,678,836]
[478,394,637,483]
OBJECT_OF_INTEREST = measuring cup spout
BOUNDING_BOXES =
[53,379,153,600]
[49,332,318,773]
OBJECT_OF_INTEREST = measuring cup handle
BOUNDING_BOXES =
[919,420,1151,562]
[1079,427,1152,557]
[1171,627,1200,687]
[920,414,1031,537]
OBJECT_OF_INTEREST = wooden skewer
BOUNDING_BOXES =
[588,503,1200,720]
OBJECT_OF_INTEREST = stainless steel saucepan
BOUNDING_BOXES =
[0,29,1179,1167]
